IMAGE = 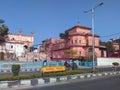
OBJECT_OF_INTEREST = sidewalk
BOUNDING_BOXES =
[78,66,91,69]
[78,65,113,69]
[96,65,113,68]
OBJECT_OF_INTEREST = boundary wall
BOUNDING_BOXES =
[97,58,120,66]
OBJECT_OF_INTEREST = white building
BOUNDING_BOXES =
[0,42,25,60]
[0,31,34,60]
[5,42,25,57]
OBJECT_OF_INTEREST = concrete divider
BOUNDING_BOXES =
[86,74,91,78]
[80,75,85,78]
[20,80,31,86]
[0,82,8,88]
[71,75,78,80]
[50,78,57,83]
[38,78,45,85]
[0,71,120,89]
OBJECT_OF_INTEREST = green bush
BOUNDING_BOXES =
[0,70,85,81]
[71,62,78,70]
[77,56,87,61]
[0,76,12,81]
[0,75,39,81]
[90,69,101,73]
[43,71,67,77]
[67,70,85,75]
[112,62,119,66]
[12,64,20,76]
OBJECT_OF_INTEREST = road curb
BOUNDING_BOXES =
[0,68,40,73]
[0,71,120,89]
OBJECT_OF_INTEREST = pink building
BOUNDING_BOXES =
[109,42,120,57]
[8,30,34,47]
[113,42,119,51]
[40,24,106,61]
[0,30,34,60]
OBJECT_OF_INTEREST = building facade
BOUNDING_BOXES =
[40,24,107,61]
[0,30,34,60]
[109,42,120,57]
[8,30,34,47]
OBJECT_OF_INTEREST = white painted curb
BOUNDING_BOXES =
[0,71,120,89]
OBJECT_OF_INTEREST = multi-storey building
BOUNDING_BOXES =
[40,24,107,61]
[8,30,34,47]
[0,30,34,60]
[109,42,120,57]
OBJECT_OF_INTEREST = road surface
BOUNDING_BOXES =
[9,75,120,90]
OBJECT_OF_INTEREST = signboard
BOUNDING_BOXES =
[41,66,66,73]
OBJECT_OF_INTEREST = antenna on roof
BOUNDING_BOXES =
[77,21,80,26]
[31,32,34,36]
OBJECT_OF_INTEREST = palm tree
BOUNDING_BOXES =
[0,19,9,43]
[0,19,9,60]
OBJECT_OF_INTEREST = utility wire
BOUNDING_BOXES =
[100,32,120,38]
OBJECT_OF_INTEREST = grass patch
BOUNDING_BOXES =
[0,70,85,81]
[90,69,101,73]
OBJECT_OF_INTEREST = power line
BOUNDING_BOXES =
[100,32,120,38]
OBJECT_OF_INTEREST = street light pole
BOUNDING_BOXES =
[84,2,104,70]
[92,8,95,70]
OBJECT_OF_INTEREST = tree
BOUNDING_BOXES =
[0,19,9,60]
[77,56,87,62]
[114,38,120,46]
[112,62,119,71]
[0,19,9,43]
[65,50,77,59]
[59,31,68,39]
[112,62,119,66]
[106,42,115,53]
[12,64,20,76]
[100,41,115,57]
[0,19,4,23]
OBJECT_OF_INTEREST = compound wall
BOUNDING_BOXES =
[97,58,120,66]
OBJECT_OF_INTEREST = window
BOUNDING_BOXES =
[79,40,81,43]
[12,38,15,40]
[75,40,77,44]
[11,45,13,48]
[71,40,73,44]
[79,51,81,55]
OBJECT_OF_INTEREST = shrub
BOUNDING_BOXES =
[90,69,101,73]
[0,76,12,81]
[112,62,119,71]
[12,64,20,76]
[71,62,78,70]
[112,62,119,66]
[67,70,85,75]
[77,56,87,62]
[0,70,85,81]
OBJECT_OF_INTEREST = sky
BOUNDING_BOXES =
[0,0,120,45]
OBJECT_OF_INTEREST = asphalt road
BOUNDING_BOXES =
[11,75,120,90]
